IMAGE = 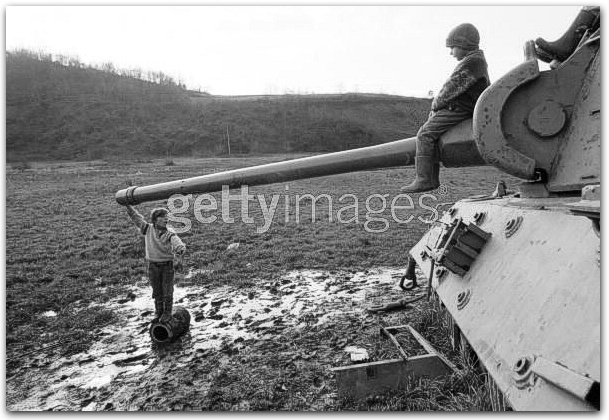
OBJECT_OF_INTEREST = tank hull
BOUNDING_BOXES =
[409,197,600,411]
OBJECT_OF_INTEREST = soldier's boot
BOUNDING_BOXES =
[401,140,440,193]
[160,300,173,323]
[432,144,441,185]
[152,299,164,323]
[535,7,599,62]
[535,47,555,64]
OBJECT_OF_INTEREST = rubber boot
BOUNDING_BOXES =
[535,47,555,64]
[535,7,599,62]
[160,300,173,323]
[152,299,163,323]
[401,140,440,193]
[432,144,440,186]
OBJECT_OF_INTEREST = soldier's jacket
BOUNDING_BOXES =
[432,49,490,113]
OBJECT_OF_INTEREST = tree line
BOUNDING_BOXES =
[8,48,193,90]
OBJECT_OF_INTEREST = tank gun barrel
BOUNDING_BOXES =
[116,119,483,205]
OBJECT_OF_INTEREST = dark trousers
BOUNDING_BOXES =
[417,108,471,149]
[148,261,174,315]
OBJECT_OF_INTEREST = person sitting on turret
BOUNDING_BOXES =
[126,205,186,323]
[402,23,490,193]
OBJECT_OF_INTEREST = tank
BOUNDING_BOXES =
[406,33,600,411]
[115,24,600,411]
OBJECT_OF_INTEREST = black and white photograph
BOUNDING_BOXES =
[5,4,600,412]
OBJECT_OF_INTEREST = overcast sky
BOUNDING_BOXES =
[6,4,581,97]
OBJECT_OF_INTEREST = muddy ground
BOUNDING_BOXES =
[7,266,492,411]
[6,158,516,411]
[8,267,432,410]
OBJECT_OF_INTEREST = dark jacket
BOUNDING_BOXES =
[431,49,490,113]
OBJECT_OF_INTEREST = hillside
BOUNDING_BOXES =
[6,50,431,162]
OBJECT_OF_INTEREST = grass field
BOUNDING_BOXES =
[6,156,519,411]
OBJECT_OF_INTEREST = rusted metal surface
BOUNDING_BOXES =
[116,120,484,205]
[410,199,600,411]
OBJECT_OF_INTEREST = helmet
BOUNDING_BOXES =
[446,23,480,50]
